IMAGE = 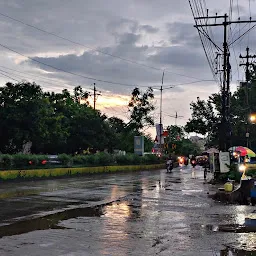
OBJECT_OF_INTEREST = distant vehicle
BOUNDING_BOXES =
[196,155,208,166]
[191,159,197,167]
[47,155,61,164]
[166,159,173,173]
[178,156,188,166]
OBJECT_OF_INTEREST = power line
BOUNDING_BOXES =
[0,65,157,91]
[248,0,252,47]
[0,71,19,82]
[161,79,215,90]
[0,11,211,82]
[188,0,221,86]
[0,66,72,89]
[229,24,256,47]
[0,65,73,86]
[0,42,139,87]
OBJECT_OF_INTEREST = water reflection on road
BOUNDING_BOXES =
[0,166,255,255]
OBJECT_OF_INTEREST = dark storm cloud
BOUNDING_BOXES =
[0,0,255,120]
[167,22,201,47]
[149,45,207,68]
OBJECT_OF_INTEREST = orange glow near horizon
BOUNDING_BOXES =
[88,93,130,110]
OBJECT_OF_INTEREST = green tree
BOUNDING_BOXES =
[0,82,45,153]
[185,95,221,147]
[128,87,155,130]
[166,125,184,142]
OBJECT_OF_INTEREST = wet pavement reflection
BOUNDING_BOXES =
[0,166,255,255]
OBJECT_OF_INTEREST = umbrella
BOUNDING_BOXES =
[205,148,219,154]
[229,146,256,157]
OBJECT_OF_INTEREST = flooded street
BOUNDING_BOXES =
[0,166,255,256]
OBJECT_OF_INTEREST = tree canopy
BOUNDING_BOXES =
[185,71,256,149]
[0,82,155,154]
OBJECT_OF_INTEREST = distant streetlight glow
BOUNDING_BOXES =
[249,113,256,123]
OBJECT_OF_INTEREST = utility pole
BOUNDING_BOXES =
[159,71,164,155]
[168,112,184,126]
[239,47,256,147]
[93,83,101,110]
[194,13,256,151]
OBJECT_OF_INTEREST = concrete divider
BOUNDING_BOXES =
[0,164,165,181]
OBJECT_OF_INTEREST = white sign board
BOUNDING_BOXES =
[219,152,230,173]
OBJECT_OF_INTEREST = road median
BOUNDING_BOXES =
[0,164,165,181]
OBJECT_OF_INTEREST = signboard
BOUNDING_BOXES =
[155,124,164,145]
[219,152,230,173]
[134,136,144,156]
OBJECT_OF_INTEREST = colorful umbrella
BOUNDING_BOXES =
[229,146,256,157]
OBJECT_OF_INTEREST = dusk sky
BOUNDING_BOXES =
[0,0,255,136]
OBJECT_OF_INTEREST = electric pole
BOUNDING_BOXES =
[193,13,256,151]
[93,83,101,110]
[159,71,164,155]
[239,47,256,147]
[167,112,184,126]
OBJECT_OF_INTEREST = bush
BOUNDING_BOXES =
[73,155,84,165]
[246,169,256,178]
[84,155,96,166]
[115,155,130,165]
[0,154,13,169]
[142,154,160,164]
[94,153,113,166]
[0,152,164,170]
[58,154,73,167]
[128,154,142,165]
[12,154,31,168]
[218,164,241,182]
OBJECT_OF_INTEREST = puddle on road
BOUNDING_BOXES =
[221,247,256,256]
[194,223,256,233]
[0,205,103,238]
[218,224,256,233]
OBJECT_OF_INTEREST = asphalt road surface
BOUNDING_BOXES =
[0,165,255,256]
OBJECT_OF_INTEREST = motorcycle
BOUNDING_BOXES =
[166,159,173,173]
[191,159,197,168]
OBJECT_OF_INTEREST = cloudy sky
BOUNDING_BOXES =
[0,0,255,136]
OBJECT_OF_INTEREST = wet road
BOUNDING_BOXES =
[0,166,255,256]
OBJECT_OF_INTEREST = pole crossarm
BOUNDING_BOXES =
[194,15,227,20]
[195,20,256,28]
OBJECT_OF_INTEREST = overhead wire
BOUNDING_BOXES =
[198,0,217,68]
[227,0,240,83]
[229,24,256,47]
[0,11,212,82]
[195,0,220,80]
[162,79,215,90]
[189,0,221,86]
[0,64,155,91]
[0,67,71,90]
[0,71,19,82]
[194,0,215,67]
[0,42,140,87]
[228,0,234,42]
[0,65,75,88]
[247,0,252,47]
[237,0,242,54]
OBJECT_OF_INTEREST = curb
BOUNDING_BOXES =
[0,164,165,181]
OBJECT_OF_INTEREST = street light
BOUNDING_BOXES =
[249,113,256,124]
